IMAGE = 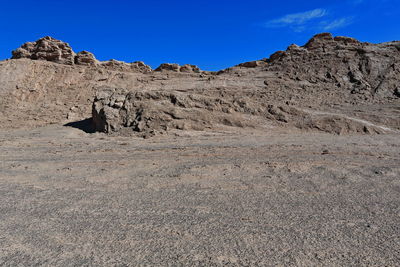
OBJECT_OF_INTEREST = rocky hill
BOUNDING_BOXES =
[0,34,399,135]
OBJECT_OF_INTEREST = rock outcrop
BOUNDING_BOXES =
[75,51,98,65]
[92,88,256,137]
[155,63,201,73]
[92,87,391,137]
[2,33,399,135]
[100,59,152,73]
[10,36,152,73]
[12,36,76,65]
[90,33,400,137]
[237,60,266,68]
[264,32,400,98]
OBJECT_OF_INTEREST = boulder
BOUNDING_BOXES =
[92,88,258,136]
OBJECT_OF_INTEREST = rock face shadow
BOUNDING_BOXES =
[64,118,95,133]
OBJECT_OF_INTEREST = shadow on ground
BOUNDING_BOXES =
[64,118,95,133]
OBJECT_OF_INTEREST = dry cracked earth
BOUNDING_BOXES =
[0,34,399,266]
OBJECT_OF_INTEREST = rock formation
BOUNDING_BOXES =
[92,87,389,137]
[237,60,266,68]
[100,59,152,73]
[2,33,400,135]
[92,88,256,137]
[12,36,76,65]
[75,51,98,65]
[91,33,400,136]
[155,63,201,73]
[10,36,152,73]
[263,32,400,98]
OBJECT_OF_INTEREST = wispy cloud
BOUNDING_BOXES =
[321,17,354,31]
[264,9,327,30]
[263,8,355,32]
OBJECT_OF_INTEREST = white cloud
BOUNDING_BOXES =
[322,17,353,31]
[265,9,327,29]
[263,8,355,32]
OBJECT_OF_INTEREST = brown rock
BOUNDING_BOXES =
[334,36,360,45]
[238,61,262,68]
[304,33,334,50]
[11,36,76,65]
[155,63,181,72]
[2,32,400,136]
[154,63,201,73]
[180,64,200,73]
[269,51,287,62]
[100,59,152,73]
[132,61,152,73]
[75,51,98,65]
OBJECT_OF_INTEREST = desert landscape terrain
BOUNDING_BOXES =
[0,33,399,265]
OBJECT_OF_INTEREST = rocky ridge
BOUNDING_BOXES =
[10,36,151,73]
[2,33,400,136]
[10,36,204,74]
[91,33,400,136]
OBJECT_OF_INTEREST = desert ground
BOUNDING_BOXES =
[0,125,399,266]
[0,33,399,265]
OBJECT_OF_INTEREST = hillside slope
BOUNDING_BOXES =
[0,33,399,134]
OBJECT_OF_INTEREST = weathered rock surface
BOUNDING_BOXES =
[237,60,266,68]
[155,63,201,73]
[155,63,180,72]
[89,33,400,137]
[10,36,152,73]
[92,87,391,137]
[2,33,400,135]
[75,51,98,65]
[100,59,152,73]
[263,32,400,99]
[11,36,76,65]
[92,88,258,137]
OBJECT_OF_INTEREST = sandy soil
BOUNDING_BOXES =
[0,125,399,266]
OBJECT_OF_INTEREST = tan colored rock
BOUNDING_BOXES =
[1,33,400,135]
[154,63,201,73]
[238,61,263,68]
[180,64,200,73]
[92,88,257,136]
[75,51,98,65]
[11,36,76,65]
[100,59,152,73]
[131,61,152,73]
[155,63,181,72]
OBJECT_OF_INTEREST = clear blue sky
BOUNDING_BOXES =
[0,0,399,70]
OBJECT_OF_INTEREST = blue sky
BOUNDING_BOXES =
[0,0,399,70]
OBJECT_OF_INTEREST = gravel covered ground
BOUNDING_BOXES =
[0,125,399,266]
